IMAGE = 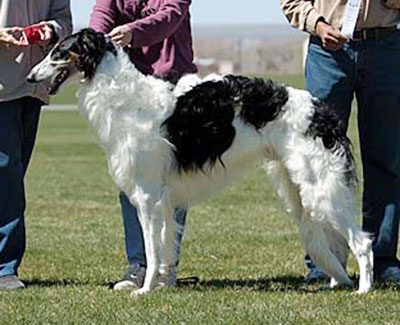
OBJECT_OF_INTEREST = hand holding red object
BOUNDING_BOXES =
[22,24,53,45]
[22,25,42,44]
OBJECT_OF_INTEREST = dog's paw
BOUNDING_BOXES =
[329,278,339,289]
[355,286,371,295]
[130,288,151,297]
[328,277,354,291]
[356,281,372,294]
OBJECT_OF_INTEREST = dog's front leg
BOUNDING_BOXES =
[131,194,164,297]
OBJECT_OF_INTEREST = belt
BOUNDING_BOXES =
[352,26,397,41]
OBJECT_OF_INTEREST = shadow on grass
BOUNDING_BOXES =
[24,278,115,289]
[199,276,400,293]
[198,276,308,292]
[25,276,400,292]
[24,276,310,292]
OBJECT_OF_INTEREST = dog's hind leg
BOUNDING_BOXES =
[282,145,373,292]
[301,167,372,292]
[158,188,180,286]
[267,159,352,286]
[267,159,354,286]
[352,234,373,294]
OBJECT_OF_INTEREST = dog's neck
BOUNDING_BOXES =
[77,45,176,145]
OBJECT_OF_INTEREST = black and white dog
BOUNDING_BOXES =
[28,29,373,295]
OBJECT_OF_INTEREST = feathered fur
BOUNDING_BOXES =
[27,29,373,295]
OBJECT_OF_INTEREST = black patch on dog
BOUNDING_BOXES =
[164,76,288,173]
[306,99,357,185]
[164,80,236,173]
[53,28,116,81]
[73,28,111,80]
[46,29,117,94]
[225,75,289,130]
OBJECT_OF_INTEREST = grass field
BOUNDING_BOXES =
[2,76,400,324]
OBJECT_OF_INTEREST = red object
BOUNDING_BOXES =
[22,25,42,44]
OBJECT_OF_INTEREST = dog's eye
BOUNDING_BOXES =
[51,50,70,62]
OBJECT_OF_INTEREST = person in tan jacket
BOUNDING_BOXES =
[281,0,400,283]
[0,0,72,290]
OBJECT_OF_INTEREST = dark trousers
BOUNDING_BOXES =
[305,32,400,272]
[0,97,42,277]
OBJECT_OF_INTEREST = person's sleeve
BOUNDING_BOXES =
[89,0,117,34]
[127,0,191,48]
[45,0,73,42]
[280,0,324,34]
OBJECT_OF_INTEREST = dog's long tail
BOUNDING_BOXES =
[300,220,353,285]
[265,158,354,285]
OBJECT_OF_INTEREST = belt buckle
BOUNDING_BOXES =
[362,29,369,40]
[352,29,371,42]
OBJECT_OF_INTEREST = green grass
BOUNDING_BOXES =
[1,76,400,324]
[51,84,79,105]
[264,74,305,89]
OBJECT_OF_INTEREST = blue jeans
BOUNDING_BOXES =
[0,97,42,277]
[305,33,400,272]
[119,192,187,267]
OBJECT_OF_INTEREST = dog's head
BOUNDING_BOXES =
[27,28,115,94]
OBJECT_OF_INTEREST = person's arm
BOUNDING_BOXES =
[89,0,118,34]
[109,0,191,48]
[280,0,323,35]
[129,0,190,47]
[280,0,347,51]
[42,0,73,44]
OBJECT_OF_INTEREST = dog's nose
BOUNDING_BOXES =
[26,72,37,83]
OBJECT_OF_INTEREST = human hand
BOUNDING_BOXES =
[315,21,347,51]
[0,27,27,48]
[108,25,132,47]
[22,23,54,46]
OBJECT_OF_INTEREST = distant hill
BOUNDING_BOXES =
[192,24,307,41]
[192,24,307,75]
[75,23,307,41]
[73,23,307,75]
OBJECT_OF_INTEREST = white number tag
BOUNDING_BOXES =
[341,0,363,39]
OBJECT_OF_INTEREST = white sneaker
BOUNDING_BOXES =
[113,264,178,291]
[0,275,25,291]
[113,264,146,291]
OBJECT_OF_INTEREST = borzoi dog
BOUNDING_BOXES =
[27,29,373,295]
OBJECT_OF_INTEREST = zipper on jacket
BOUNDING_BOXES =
[26,0,37,97]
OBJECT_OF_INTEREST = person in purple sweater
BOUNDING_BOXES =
[89,0,197,290]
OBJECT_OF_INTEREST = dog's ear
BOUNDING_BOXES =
[75,29,107,80]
